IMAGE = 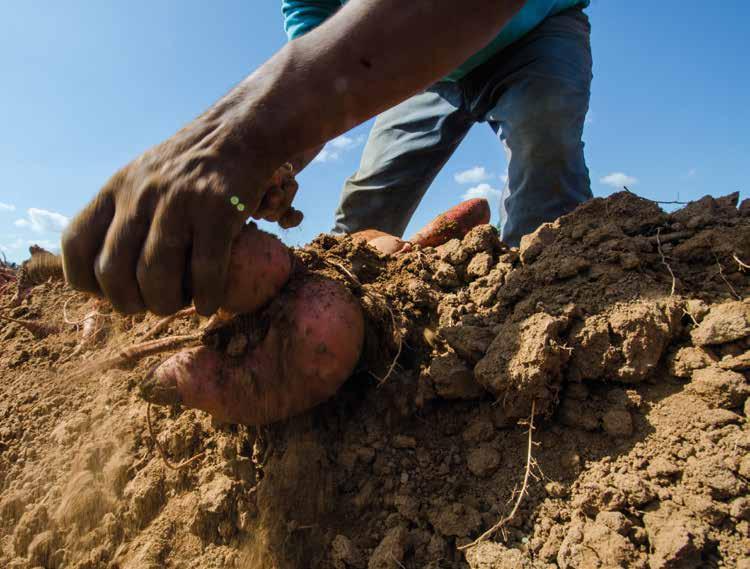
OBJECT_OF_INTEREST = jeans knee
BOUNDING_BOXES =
[510,112,585,170]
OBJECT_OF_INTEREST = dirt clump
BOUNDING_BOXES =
[1,191,750,568]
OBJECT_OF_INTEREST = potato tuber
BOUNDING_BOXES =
[221,223,293,314]
[143,277,364,426]
[408,198,490,247]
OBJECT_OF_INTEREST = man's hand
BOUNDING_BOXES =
[62,117,288,317]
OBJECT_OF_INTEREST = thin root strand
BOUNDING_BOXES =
[458,400,537,551]
[142,306,197,340]
[656,228,677,296]
[67,333,202,380]
[733,253,750,271]
[146,403,205,471]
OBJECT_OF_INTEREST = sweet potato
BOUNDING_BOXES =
[408,198,490,248]
[221,223,293,314]
[143,277,364,426]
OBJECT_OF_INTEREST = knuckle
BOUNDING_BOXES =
[137,265,183,316]
[94,252,119,292]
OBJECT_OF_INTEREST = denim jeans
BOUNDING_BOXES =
[332,6,593,247]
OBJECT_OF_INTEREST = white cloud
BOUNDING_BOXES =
[462,183,502,204]
[313,147,339,163]
[454,166,493,184]
[0,237,24,253]
[14,208,70,233]
[600,172,638,188]
[314,134,366,163]
[0,202,15,212]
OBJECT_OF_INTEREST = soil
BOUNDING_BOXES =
[1,190,750,569]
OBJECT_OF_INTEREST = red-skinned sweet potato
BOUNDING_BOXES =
[145,277,364,425]
[408,198,490,247]
[222,223,293,314]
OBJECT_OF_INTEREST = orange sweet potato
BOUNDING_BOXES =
[145,277,364,426]
[408,198,490,248]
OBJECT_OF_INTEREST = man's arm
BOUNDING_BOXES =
[62,0,525,317]
[224,0,527,166]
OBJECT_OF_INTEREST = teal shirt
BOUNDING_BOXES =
[281,0,589,80]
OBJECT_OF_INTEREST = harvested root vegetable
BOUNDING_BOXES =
[80,310,107,344]
[367,235,410,255]
[142,277,364,426]
[0,314,61,338]
[353,229,409,255]
[408,198,490,247]
[222,223,293,314]
[352,199,491,255]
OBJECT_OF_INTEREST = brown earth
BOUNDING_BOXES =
[1,191,750,569]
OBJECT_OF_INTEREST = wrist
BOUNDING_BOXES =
[211,47,303,170]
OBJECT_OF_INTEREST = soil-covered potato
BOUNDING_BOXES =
[148,277,365,426]
[222,223,293,314]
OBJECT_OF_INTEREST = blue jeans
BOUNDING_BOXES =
[332,6,593,247]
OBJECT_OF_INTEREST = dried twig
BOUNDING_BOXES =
[714,254,741,300]
[733,253,750,272]
[458,400,538,551]
[369,298,402,386]
[0,313,61,338]
[623,186,689,205]
[390,554,407,569]
[142,306,196,341]
[146,402,205,470]
[656,228,677,296]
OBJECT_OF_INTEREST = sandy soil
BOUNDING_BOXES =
[1,191,749,568]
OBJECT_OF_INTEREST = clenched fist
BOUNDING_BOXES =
[62,116,302,317]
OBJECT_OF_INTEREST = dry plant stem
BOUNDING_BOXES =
[371,299,402,386]
[390,554,407,569]
[0,314,60,338]
[323,258,402,385]
[733,253,750,271]
[656,228,677,296]
[142,306,197,341]
[714,254,742,300]
[458,400,537,551]
[623,186,688,205]
[146,402,205,470]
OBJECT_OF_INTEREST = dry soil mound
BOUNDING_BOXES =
[1,191,749,569]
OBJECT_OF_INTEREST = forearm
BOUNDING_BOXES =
[215,0,525,165]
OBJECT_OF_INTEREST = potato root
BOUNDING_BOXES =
[143,277,364,426]
[408,198,490,247]
[0,314,61,338]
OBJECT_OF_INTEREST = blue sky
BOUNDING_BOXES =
[0,1,747,262]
